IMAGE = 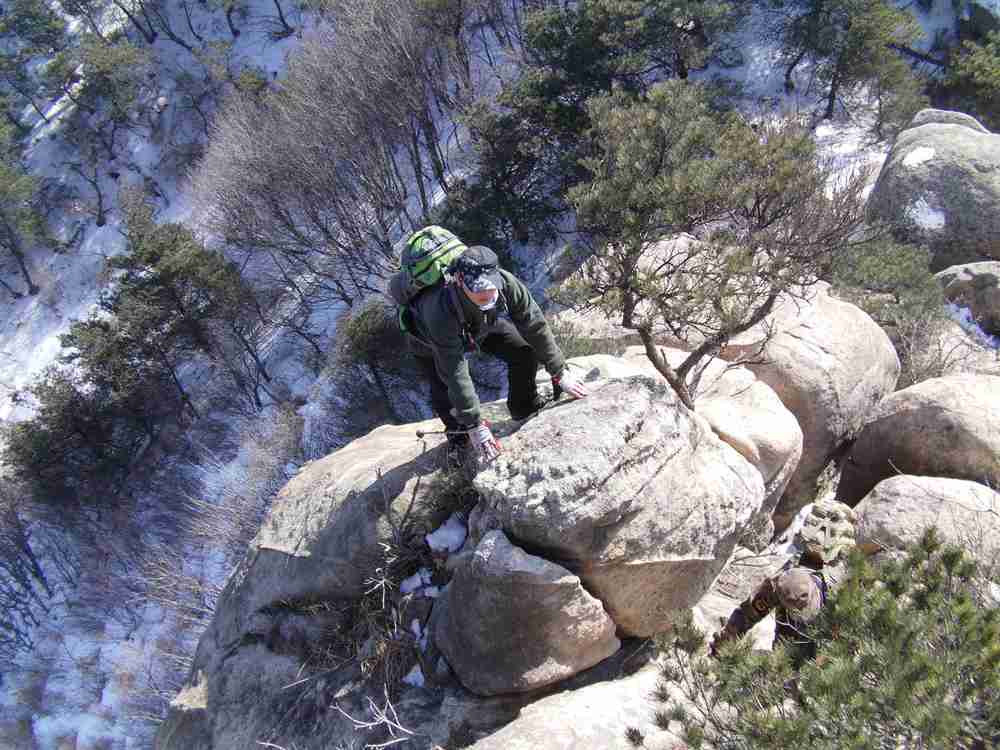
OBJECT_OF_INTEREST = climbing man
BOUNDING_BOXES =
[710,500,859,662]
[389,227,588,463]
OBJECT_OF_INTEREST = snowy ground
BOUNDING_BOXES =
[0,1,316,747]
[1,0,997,747]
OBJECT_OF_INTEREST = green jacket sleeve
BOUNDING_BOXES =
[432,339,480,427]
[419,296,481,427]
[499,270,566,376]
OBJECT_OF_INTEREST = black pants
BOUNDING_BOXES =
[416,318,540,433]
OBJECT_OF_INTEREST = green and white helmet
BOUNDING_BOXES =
[794,499,858,565]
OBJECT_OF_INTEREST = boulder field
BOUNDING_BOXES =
[155,323,1000,749]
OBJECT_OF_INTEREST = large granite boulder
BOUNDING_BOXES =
[854,475,1000,568]
[467,664,684,750]
[719,282,900,531]
[153,678,212,750]
[156,415,459,750]
[936,261,1000,336]
[549,351,802,523]
[837,374,1000,506]
[472,375,766,637]
[154,359,772,748]
[202,416,454,657]
[436,530,620,696]
[621,346,803,540]
[867,109,1000,270]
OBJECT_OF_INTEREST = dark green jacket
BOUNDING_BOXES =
[409,269,565,426]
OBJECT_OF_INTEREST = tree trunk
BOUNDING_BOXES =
[111,0,157,44]
[408,125,430,218]
[784,49,806,93]
[639,329,695,411]
[824,68,842,120]
[0,274,21,299]
[2,108,28,134]
[674,50,689,80]
[4,76,49,122]
[226,6,241,37]
[231,325,271,383]
[11,246,38,295]
[887,43,946,68]
[272,0,294,34]
[0,219,38,295]
[420,112,448,192]
[144,3,194,51]
[181,0,204,43]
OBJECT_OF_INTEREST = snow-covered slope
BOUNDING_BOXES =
[0,0,995,747]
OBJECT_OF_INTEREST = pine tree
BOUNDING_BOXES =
[947,31,1000,131]
[764,0,925,123]
[649,530,1000,749]
[1,367,151,505]
[0,0,67,125]
[566,81,867,409]
[0,126,43,297]
[444,0,748,247]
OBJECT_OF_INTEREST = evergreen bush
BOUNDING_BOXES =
[647,530,1000,749]
[831,240,973,387]
[946,31,1000,131]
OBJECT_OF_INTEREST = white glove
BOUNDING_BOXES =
[553,367,588,400]
[471,420,501,462]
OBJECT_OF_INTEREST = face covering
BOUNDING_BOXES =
[463,273,499,310]
[476,292,499,311]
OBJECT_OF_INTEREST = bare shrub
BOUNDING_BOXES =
[892,316,983,388]
[832,240,980,388]
[182,404,304,561]
[191,0,472,309]
[0,481,57,660]
[117,624,196,729]
[302,298,429,459]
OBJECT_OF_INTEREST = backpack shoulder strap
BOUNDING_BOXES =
[447,282,479,353]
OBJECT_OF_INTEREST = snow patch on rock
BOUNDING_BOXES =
[908,198,946,230]
[903,146,936,168]
[426,513,467,553]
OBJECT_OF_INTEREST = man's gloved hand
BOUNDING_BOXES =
[553,366,588,400]
[471,420,501,462]
[709,625,736,658]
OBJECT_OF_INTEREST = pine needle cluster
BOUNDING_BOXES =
[654,529,1000,749]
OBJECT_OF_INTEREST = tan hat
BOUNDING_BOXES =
[775,568,823,621]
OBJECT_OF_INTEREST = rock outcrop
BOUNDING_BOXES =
[156,358,779,750]
[936,261,1000,336]
[471,375,766,637]
[720,282,900,530]
[909,109,990,133]
[155,414,459,750]
[855,475,1000,568]
[867,109,1000,269]
[466,664,684,750]
[837,374,1000,505]
[436,530,620,695]
[621,346,803,543]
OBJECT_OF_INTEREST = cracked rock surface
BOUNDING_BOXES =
[720,282,900,530]
[436,530,620,696]
[471,375,766,637]
[837,374,1000,505]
